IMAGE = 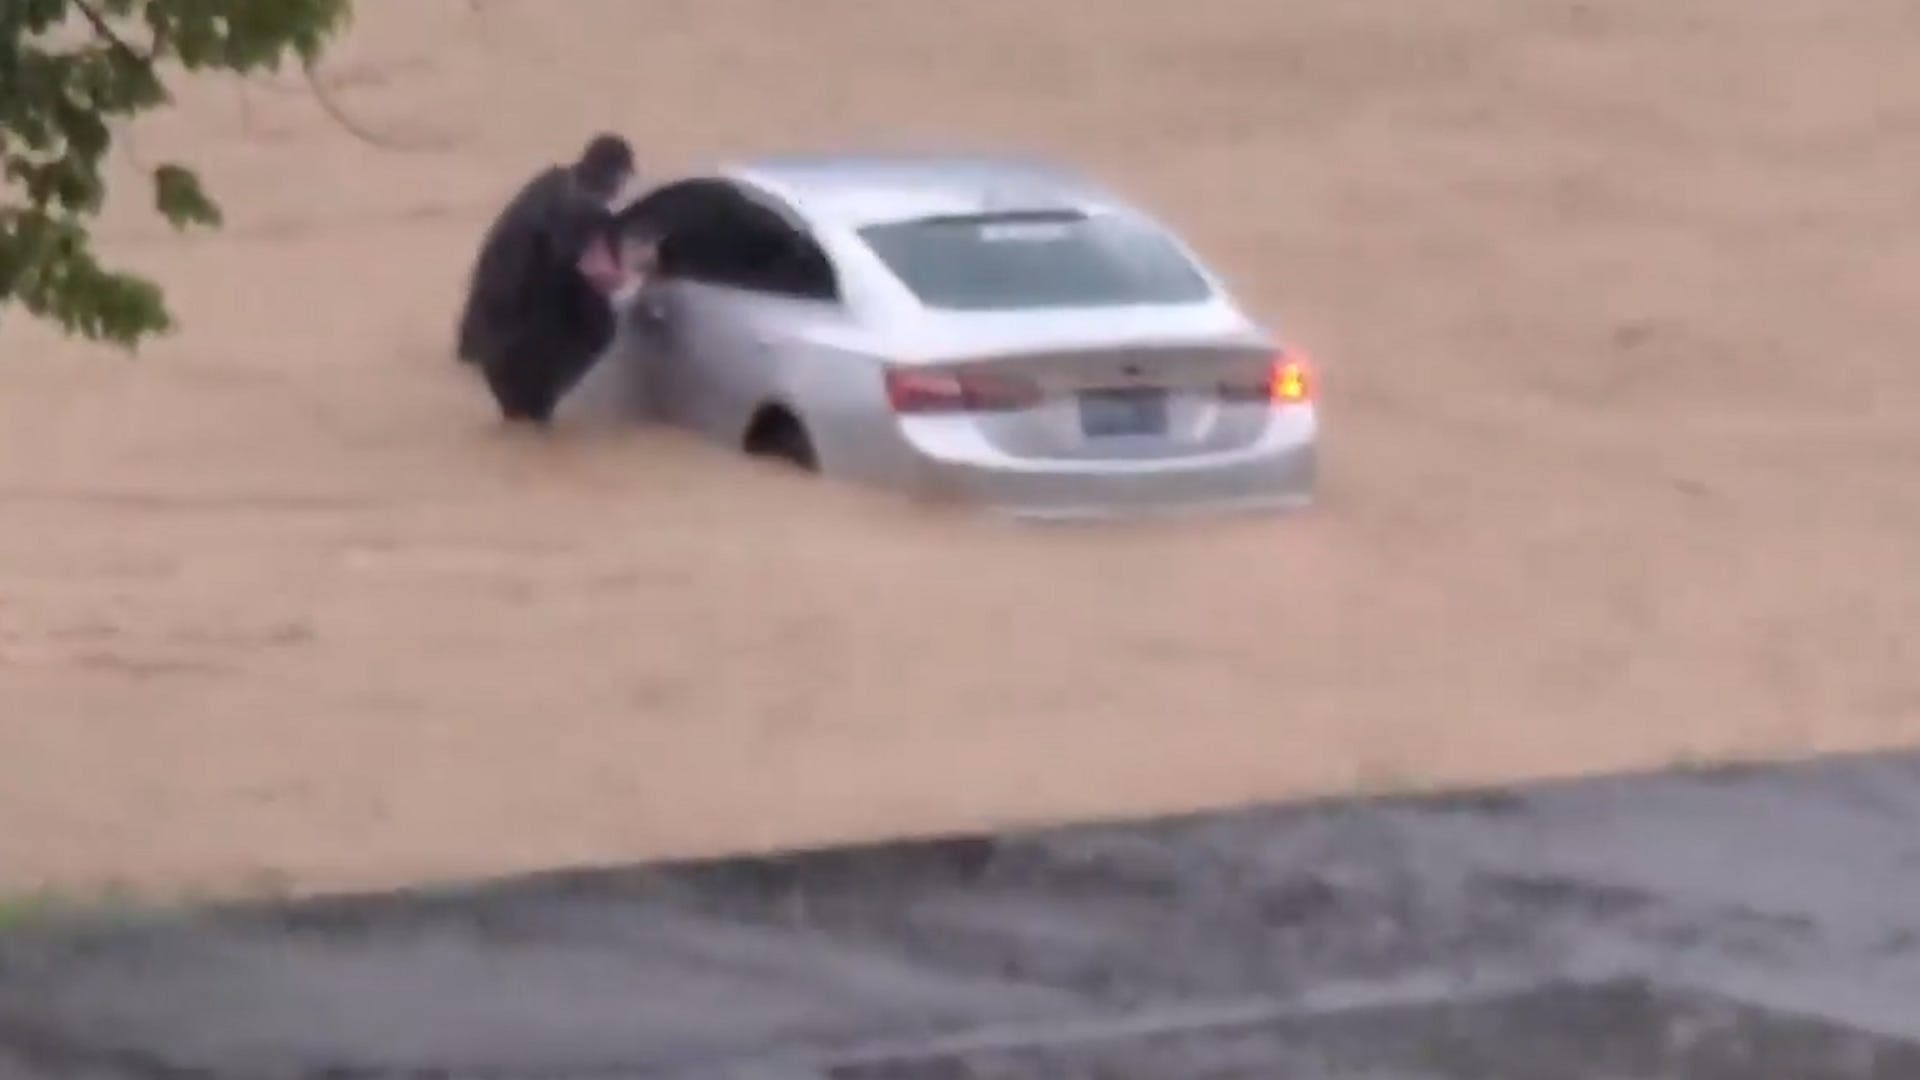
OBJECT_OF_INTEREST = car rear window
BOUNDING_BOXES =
[856,210,1215,311]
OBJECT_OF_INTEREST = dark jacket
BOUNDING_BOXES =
[456,166,617,366]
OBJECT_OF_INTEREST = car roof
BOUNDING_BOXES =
[718,153,1130,229]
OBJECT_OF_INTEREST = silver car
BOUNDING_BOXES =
[605,153,1318,520]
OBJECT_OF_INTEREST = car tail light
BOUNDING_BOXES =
[1218,348,1316,406]
[885,366,1042,414]
[1269,349,1315,404]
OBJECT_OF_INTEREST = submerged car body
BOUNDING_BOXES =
[606,153,1318,520]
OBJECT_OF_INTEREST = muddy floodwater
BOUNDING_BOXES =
[4,0,1920,897]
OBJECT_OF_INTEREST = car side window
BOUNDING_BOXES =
[679,219,839,302]
[623,180,839,303]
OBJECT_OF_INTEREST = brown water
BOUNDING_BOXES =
[4,0,1919,898]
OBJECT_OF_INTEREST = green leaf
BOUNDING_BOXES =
[153,163,220,228]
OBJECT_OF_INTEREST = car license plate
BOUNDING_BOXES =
[1079,387,1169,437]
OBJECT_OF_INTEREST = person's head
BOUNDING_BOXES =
[571,133,636,203]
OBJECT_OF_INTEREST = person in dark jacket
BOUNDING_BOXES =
[455,133,645,424]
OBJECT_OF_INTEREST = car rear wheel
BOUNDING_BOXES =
[743,407,818,473]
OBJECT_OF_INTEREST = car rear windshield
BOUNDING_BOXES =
[856,210,1215,311]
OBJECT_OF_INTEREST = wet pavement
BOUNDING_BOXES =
[9,750,1920,1077]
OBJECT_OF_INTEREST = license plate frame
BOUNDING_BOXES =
[1078,386,1170,438]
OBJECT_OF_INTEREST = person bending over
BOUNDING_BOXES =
[455,133,650,424]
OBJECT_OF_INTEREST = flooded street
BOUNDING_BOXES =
[4,0,1920,897]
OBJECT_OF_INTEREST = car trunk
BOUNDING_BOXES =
[928,340,1281,462]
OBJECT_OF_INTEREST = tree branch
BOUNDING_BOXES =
[298,59,451,151]
[69,0,152,68]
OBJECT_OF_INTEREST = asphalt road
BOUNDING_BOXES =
[9,750,1920,1078]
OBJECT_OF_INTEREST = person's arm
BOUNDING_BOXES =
[604,236,656,308]
[575,231,622,291]
[617,231,659,290]
[578,220,659,299]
